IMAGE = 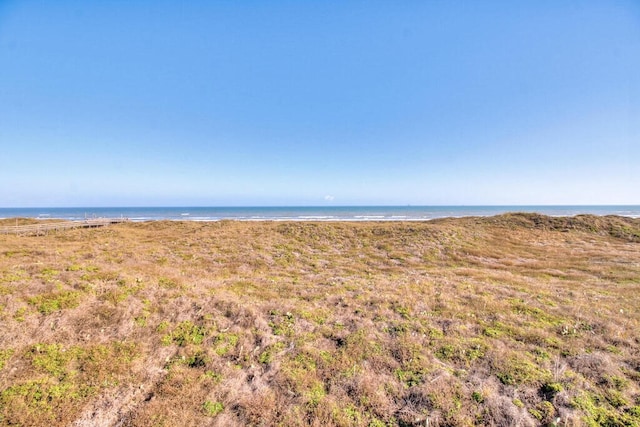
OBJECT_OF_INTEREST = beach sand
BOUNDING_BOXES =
[1,214,639,426]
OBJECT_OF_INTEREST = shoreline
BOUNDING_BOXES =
[2,212,640,227]
[1,205,640,223]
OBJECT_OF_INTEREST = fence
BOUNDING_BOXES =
[0,218,129,235]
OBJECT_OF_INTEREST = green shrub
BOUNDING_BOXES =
[203,400,224,416]
[27,290,81,314]
[572,392,639,426]
[496,355,550,386]
[214,333,239,356]
[542,382,564,396]
[164,321,207,346]
[482,327,503,338]
[258,342,285,365]
[394,367,426,387]
[0,349,14,371]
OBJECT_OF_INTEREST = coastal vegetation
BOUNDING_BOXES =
[0,214,639,426]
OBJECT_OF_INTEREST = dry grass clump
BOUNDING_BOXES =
[0,214,639,426]
[0,218,61,227]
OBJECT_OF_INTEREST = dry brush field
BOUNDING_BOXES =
[0,214,639,426]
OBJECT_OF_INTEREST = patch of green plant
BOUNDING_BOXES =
[280,353,317,391]
[605,345,623,355]
[29,343,78,378]
[605,389,629,408]
[214,332,239,356]
[102,288,127,305]
[183,350,208,368]
[386,321,409,336]
[103,280,144,306]
[472,391,484,403]
[0,269,28,283]
[79,268,116,283]
[269,311,295,336]
[305,381,326,407]
[0,378,91,423]
[528,401,555,423]
[134,313,148,327]
[496,355,551,386]
[79,342,138,385]
[201,370,222,383]
[157,320,170,333]
[605,375,629,391]
[528,407,543,420]
[465,339,487,361]
[544,335,562,348]
[13,306,28,322]
[572,392,639,426]
[434,338,487,365]
[298,308,328,325]
[2,341,138,424]
[0,349,14,370]
[510,299,562,325]
[158,276,179,289]
[318,350,333,364]
[482,327,503,338]
[40,268,60,282]
[258,342,285,364]
[335,404,363,425]
[163,321,207,347]
[541,382,563,397]
[393,304,411,319]
[133,299,152,326]
[532,348,550,360]
[27,290,81,315]
[394,366,426,387]
[80,266,122,284]
[427,384,463,417]
[28,341,138,381]
[368,417,387,427]
[427,327,444,339]
[202,400,224,417]
[338,329,384,365]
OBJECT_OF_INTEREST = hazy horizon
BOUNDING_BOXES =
[3,205,640,224]
[1,1,639,207]
[3,204,640,210]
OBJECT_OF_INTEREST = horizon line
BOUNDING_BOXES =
[1,204,639,209]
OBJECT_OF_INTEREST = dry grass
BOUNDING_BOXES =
[0,214,639,426]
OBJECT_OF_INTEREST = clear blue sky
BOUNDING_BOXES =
[1,1,639,207]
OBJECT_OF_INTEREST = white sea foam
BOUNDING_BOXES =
[2,206,640,222]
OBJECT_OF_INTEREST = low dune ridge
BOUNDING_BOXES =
[0,214,639,426]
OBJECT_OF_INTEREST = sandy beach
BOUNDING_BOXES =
[1,214,639,426]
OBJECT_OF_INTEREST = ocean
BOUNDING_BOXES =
[1,206,639,221]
